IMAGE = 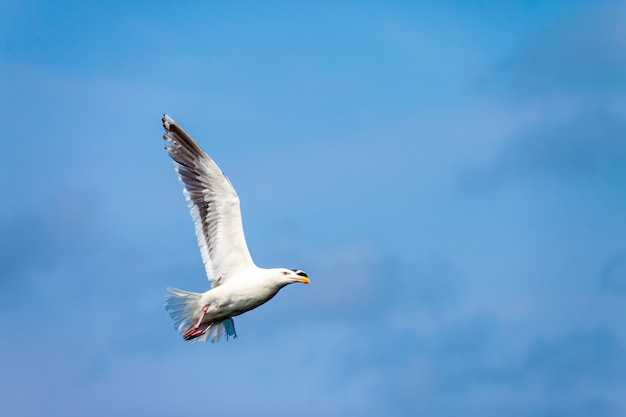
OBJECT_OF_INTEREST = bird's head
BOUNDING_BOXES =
[276,268,310,285]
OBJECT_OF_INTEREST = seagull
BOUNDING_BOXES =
[161,114,310,343]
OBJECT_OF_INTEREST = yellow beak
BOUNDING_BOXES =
[296,277,311,284]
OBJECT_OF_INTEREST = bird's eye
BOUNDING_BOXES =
[282,271,289,275]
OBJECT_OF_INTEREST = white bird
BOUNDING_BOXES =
[161,114,310,343]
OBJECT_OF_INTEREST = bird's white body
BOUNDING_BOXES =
[196,268,290,320]
[161,115,309,343]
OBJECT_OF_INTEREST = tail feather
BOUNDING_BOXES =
[164,288,238,343]
[165,287,200,333]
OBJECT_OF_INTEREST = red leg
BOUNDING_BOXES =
[183,305,209,340]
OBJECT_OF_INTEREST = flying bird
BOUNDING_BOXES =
[161,114,310,343]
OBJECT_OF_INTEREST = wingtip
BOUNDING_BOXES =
[162,114,175,131]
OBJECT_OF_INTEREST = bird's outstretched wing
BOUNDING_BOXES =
[162,114,255,286]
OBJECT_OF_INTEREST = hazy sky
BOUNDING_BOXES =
[1,1,626,416]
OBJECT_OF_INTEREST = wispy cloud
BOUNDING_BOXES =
[464,2,626,191]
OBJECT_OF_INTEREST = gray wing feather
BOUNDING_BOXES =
[162,114,255,286]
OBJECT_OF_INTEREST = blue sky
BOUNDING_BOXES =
[1,1,626,416]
